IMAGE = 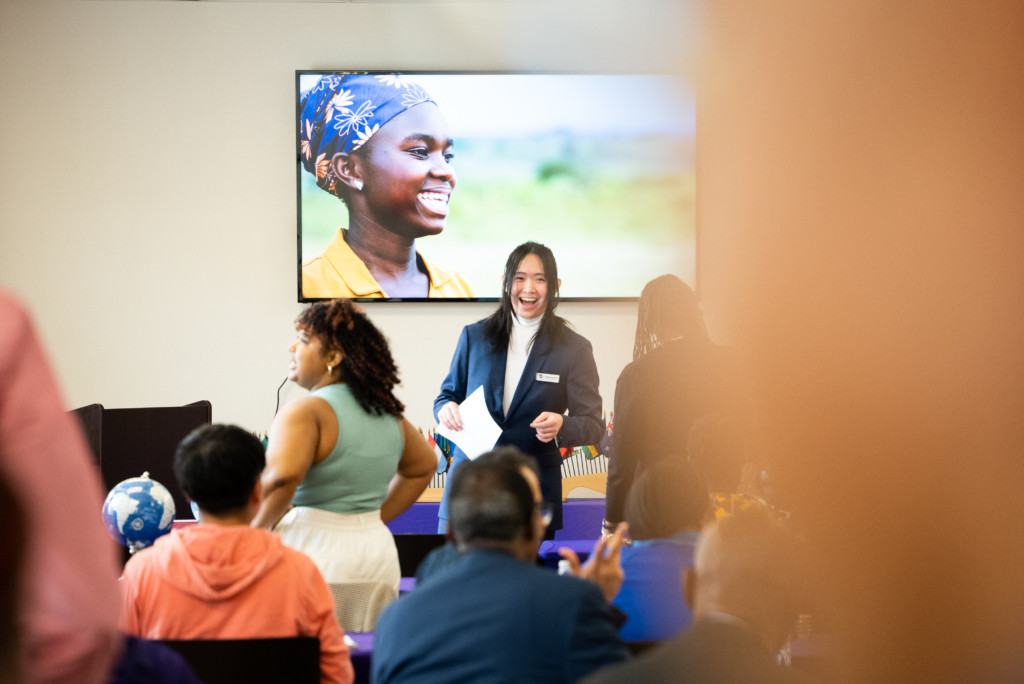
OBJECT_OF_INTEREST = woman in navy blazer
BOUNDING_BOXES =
[434,242,603,535]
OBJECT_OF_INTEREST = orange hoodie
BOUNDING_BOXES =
[119,524,352,684]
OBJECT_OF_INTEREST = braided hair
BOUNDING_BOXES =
[295,299,405,417]
[633,274,708,361]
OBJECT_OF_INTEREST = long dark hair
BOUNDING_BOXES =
[483,242,566,352]
[296,299,405,417]
[633,274,708,361]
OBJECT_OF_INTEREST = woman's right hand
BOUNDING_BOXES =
[438,401,463,431]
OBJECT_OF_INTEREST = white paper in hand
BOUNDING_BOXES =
[437,386,502,460]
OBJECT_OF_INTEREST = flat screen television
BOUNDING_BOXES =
[296,71,696,302]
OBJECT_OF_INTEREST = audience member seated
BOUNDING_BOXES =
[372,447,630,684]
[686,412,765,518]
[612,460,712,643]
[582,507,813,684]
[118,423,353,684]
[0,291,121,684]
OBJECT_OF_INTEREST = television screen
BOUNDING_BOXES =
[296,71,696,302]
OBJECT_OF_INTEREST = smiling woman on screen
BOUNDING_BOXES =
[299,74,473,299]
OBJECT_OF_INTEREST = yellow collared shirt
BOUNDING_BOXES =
[302,229,474,299]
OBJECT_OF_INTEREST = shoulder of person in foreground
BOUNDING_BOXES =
[0,291,122,684]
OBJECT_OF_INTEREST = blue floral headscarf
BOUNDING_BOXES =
[299,74,436,198]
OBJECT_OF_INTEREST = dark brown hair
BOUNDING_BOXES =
[296,299,404,417]
[483,241,567,352]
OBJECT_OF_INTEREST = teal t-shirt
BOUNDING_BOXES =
[291,384,404,515]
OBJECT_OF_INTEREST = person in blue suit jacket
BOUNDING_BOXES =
[372,448,629,684]
[434,242,604,535]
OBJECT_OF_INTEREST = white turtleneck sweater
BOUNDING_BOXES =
[503,314,542,416]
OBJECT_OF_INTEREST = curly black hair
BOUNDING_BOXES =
[295,299,405,417]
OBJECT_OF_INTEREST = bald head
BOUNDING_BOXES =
[686,507,801,652]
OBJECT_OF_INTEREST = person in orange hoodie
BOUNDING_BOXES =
[119,423,353,684]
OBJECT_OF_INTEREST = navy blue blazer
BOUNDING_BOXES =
[434,319,603,468]
[433,319,603,523]
[372,549,628,684]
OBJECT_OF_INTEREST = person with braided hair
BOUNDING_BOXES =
[252,298,437,631]
[602,275,737,538]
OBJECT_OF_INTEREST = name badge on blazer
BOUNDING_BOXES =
[536,372,560,383]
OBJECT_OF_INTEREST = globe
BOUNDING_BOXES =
[102,472,176,554]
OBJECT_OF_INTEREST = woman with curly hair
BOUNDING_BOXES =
[252,299,437,631]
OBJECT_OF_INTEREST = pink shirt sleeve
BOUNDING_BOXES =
[0,293,122,684]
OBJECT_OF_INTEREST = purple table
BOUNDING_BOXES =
[347,632,374,684]
[387,499,605,540]
[538,538,595,568]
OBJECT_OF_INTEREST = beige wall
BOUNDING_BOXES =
[0,0,702,431]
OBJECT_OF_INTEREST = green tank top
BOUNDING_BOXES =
[291,384,404,515]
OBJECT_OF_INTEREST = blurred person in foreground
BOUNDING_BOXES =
[372,447,629,684]
[120,423,352,684]
[0,291,121,684]
[583,507,814,684]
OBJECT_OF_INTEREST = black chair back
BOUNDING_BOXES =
[393,533,447,577]
[160,636,319,684]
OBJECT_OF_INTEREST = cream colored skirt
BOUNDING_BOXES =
[274,506,399,631]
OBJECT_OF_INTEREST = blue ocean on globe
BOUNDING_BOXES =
[102,472,176,553]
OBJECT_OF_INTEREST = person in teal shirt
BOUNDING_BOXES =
[252,299,437,631]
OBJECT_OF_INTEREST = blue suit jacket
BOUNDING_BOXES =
[433,320,603,521]
[372,550,628,684]
[434,319,603,466]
